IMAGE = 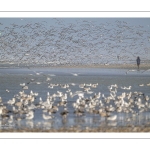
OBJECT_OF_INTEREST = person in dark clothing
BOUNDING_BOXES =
[136,56,140,69]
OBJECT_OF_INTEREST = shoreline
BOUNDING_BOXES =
[1,126,150,132]
[0,64,150,70]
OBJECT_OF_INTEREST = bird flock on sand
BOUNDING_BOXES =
[0,19,150,67]
[0,72,150,130]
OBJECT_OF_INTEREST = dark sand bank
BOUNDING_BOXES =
[25,64,150,70]
[1,125,150,132]
[1,63,150,70]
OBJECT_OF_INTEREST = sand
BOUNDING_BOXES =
[1,125,150,132]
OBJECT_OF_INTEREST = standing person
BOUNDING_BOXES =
[136,56,140,70]
[117,55,120,61]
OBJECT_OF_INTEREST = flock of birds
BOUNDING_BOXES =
[0,18,150,130]
[0,19,150,67]
[0,71,150,130]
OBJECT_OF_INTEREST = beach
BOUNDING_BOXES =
[0,66,150,132]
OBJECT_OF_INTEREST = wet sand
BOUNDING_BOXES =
[26,63,150,70]
[1,126,150,132]
[1,63,150,71]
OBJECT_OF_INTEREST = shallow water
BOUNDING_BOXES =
[0,67,150,131]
